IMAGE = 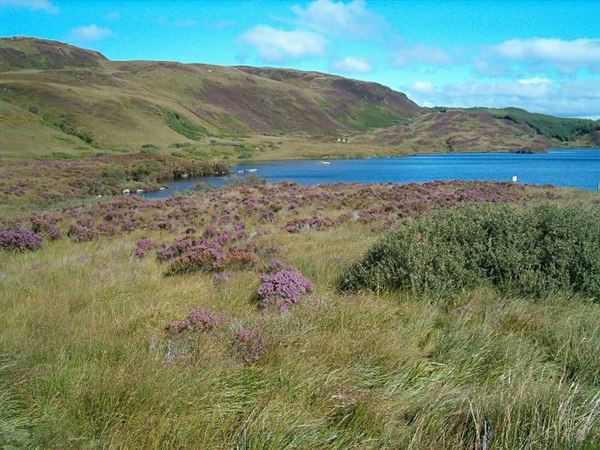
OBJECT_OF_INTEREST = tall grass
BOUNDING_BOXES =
[1,221,599,448]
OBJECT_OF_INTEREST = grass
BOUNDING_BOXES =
[0,182,599,448]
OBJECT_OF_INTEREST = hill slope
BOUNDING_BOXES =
[0,37,598,160]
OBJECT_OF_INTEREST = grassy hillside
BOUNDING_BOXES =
[434,106,600,145]
[2,37,597,163]
[366,109,550,153]
[0,37,423,159]
[0,36,106,71]
[1,181,599,448]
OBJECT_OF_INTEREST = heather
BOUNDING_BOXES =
[340,203,600,302]
[257,270,314,312]
[0,153,229,208]
[0,227,42,252]
[0,180,599,449]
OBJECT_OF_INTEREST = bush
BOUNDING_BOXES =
[159,107,206,140]
[237,151,253,159]
[163,308,229,335]
[258,270,314,312]
[339,203,600,302]
[0,228,43,252]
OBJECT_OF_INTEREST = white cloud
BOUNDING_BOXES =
[71,24,112,42]
[239,0,383,64]
[291,0,382,37]
[240,25,325,62]
[330,56,371,73]
[393,42,454,67]
[404,78,600,117]
[410,81,435,94]
[486,38,600,73]
[0,0,57,13]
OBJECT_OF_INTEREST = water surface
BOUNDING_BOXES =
[145,149,600,199]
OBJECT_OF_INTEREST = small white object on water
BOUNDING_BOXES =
[136,189,144,194]
[512,175,518,183]
[247,168,258,173]
[320,161,331,165]
[122,189,130,195]
[181,172,189,178]
[159,186,167,191]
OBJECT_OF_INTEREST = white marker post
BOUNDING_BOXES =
[512,175,518,183]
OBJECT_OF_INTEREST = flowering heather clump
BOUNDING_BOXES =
[203,226,219,238]
[227,248,260,270]
[233,329,266,364]
[133,237,158,258]
[157,237,195,262]
[68,224,100,242]
[97,222,119,236]
[30,213,62,240]
[147,219,173,231]
[0,228,43,252]
[166,242,228,275]
[258,270,314,312]
[164,308,229,335]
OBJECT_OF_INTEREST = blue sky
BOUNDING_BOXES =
[1,0,600,117]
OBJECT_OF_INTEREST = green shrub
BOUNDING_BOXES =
[46,152,78,160]
[159,106,206,140]
[169,142,192,148]
[339,203,600,303]
[237,151,253,159]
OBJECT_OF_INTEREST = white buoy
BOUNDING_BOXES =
[512,175,518,183]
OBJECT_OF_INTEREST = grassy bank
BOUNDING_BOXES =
[1,181,599,448]
[0,153,229,212]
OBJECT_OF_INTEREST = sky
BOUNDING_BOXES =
[1,0,600,118]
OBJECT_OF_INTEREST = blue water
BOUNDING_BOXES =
[144,149,600,199]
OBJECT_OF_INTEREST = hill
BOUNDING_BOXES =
[1,37,597,161]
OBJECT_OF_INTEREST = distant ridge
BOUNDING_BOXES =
[0,37,598,158]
